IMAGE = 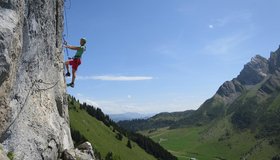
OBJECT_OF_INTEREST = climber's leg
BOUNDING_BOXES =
[67,59,80,88]
[72,69,76,84]
[65,60,71,77]
[66,69,75,88]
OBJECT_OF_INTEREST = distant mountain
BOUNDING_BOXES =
[118,110,195,132]
[109,112,155,122]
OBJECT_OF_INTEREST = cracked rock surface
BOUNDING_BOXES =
[0,0,74,159]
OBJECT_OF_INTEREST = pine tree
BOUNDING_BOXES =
[126,139,132,149]
[115,132,123,141]
[105,151,113,160]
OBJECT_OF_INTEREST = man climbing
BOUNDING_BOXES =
[64,38,86,88]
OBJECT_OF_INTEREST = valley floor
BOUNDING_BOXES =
[140,119,280,160]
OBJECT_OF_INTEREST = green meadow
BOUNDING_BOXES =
[142,119,279,160]
[69,104,156,160]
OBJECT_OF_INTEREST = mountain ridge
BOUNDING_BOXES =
[109,112,155,122]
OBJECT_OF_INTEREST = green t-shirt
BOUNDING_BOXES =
[74,46,86,58]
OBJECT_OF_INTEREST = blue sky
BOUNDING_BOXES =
[65,0,280,114]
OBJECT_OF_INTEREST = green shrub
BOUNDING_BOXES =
[115,133,123,141]
[105,151,113,160]
[7,151,15,160]
[126,140,132,149]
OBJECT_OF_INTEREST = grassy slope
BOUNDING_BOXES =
[269,93,280,110]
[69,106,156,160]
[141,118,279,160]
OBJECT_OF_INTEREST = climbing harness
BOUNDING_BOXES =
[0,79,59,142]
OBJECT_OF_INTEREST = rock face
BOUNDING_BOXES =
[216,79,245,104]
[215,54,270,105]
[62,142,95,160]
[269,47,280,73]
[0,0,74,159]
[237,55,269,85]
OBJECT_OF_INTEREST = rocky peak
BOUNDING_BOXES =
[268,45,280,73]
[215,78,245,104]
[237,54,269,85]
[215,55,268,103]
[215,54,271,105]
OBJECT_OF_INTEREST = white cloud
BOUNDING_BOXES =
[74,90,207,115]
[208,24,214,29]
[84,99,100,108]
[74,93,203,115]
[76,75,153,81]
[204,33,250,55]
[92,100,144,114]
[76,93,100,108]
[212,11,252,28]
[75,94,152,114]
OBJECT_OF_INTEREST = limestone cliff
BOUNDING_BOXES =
[213,54,269,104]
[0,0,75,159]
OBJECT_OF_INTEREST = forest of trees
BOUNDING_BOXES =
[70,127,87,146]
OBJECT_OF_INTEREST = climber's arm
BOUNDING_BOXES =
[65,45,80,50]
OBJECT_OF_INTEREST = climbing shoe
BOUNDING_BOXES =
[65,72,71,77]
[67,82,74,88]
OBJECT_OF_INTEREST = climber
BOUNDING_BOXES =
[64,38,86,88]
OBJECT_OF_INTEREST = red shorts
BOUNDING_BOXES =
[69,58,81,70]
